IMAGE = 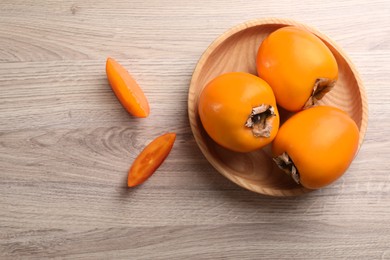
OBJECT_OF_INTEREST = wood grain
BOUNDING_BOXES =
[1,0,390,259]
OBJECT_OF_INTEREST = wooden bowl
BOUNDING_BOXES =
[188,18,368,196]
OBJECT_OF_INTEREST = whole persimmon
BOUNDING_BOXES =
[198,72,279,153]
[257,26,338,111]
[272,106,359,189]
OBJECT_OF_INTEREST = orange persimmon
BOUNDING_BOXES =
[106,57,150,118]
[198,72,279,153]
[257,26,338,111]
[128,133,176,187]
[272,106,359,189]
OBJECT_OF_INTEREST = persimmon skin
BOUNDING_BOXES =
[272,106,359,189]
[257,26,338,112]
[198,72,280,153]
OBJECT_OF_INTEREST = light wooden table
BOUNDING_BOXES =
[1,1,389,259]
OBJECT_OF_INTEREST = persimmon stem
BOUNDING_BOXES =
[304,78,336,109]
[245,104,275,138]
[273,152,300,184]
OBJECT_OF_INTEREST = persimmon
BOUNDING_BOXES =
[198,72,280,153]
[272,106,359,189]
[128,133,176,187]
[257,26,338,111]
[106,57,150,118]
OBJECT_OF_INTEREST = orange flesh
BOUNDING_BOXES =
[106,57,150,117]
[128,133,176,187]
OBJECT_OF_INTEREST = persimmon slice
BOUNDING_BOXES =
[106,57,150,118]
[128,133,176,187]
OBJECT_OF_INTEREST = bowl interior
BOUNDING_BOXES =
[188,19,367,196]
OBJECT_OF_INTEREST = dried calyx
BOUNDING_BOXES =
[304,78,336,109]
[245,104,276,138]
[273,152,300,184]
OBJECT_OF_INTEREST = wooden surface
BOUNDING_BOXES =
[0,0,389,259]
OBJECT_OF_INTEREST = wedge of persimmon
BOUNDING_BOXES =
[106,57,150,118]
[128,133,176,187]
